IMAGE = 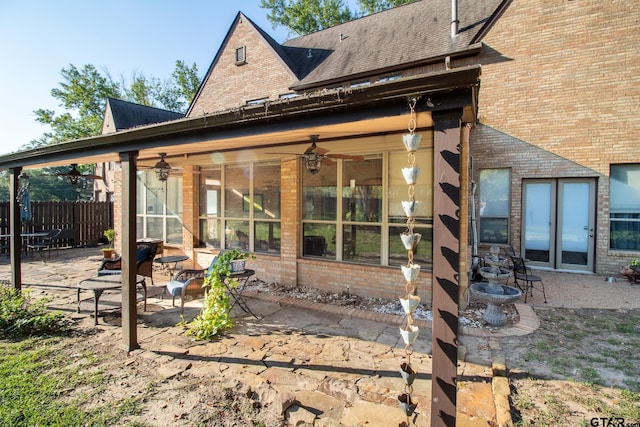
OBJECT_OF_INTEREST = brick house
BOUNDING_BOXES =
[94,98,183,201]
[2,0,639,307]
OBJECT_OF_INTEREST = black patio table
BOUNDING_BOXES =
[77,273,145,325]
[154,255,189,277]
[224,269,258,319]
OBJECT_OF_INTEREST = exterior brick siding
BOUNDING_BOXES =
[188,17,297,116]
[471,0,640,275]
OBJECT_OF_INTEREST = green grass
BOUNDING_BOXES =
[0,336,143,426]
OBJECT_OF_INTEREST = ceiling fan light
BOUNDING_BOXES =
[304,154,322,174]
[154,153,171,182]
[67,164,81,185]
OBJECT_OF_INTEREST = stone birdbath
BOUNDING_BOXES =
[469,247,522,327]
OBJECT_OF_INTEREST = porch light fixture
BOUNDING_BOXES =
[304,153,323,175]
[154,153,171,182]
[303,134,323,175]
[66,164,82,185]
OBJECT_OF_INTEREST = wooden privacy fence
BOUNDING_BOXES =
[0,201,113,249]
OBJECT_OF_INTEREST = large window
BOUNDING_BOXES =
[479,169,510,244]
[199,161,281,254]
[302,148,433,267]
[610,164,640,251]
[136,172,183,244]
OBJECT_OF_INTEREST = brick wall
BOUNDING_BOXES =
[188,17,297,116]
[471,0,640,274]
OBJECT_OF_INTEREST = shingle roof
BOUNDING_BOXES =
[280,0,508,90]
[106,98,183,131]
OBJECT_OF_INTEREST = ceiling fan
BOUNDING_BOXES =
[273,135,365,174]
[138,153,186,182]
[56,164,103,185]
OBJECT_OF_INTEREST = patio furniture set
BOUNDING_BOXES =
[76,242,257,324]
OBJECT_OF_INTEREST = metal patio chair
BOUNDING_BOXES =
[510,255,547,303]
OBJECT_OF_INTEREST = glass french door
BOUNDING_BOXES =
[522,179,595,271]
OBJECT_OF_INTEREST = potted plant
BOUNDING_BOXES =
[187,248,255,340]
[102,229,115,258]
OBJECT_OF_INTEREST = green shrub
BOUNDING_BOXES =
[187,249,254,340]
[0,286,66,337]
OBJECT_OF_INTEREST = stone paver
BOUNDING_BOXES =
[14,247,632,425]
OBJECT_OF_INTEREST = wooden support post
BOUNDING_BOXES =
[431,110,462,427]
[120,151,139,352]
[9,168,22,290]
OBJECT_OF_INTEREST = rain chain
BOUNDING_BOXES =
[398,98,422,422]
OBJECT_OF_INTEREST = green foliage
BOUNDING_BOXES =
[0,60,201,201]
[260,0,415,35]
[0,286,66,338]
[28,61,200,151]
[0,336,141,425]
[187,249,255,340]
[103,228,115,249]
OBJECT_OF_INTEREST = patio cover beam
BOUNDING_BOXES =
[120,151,139,351]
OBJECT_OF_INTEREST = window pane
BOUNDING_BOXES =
[166,176,182,215]
[479,218,508,244]
[146,217,163,241]
[610,164,640,213]
[166,217,182,245]
[136,216,144,240]
[611,214,640,251]
[200,167,221,217]
[254,162,281,219]
[225,220,249,250]
[479,169,510,217]
[389,149,433,223]
[479,169,510,244]
[610,165,640,250]
[342,225,381,264]
[225,164,250,218]
[303,223,336,258]
[255,221,281,253]
[136,173,146,214]
[303,161,337,220]
[389,226,433,268]
[342,157,382,223]
[199,218,221,249]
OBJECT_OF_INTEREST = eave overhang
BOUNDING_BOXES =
[0,64,481,171]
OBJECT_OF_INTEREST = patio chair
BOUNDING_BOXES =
[27,228,62,258]
[510,255,547,303]
[98,241,158,285]
[165,255,218,316]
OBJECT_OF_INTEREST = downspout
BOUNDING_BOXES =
[451,0,459,38]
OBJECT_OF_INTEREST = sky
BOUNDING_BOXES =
[0,1,297,156]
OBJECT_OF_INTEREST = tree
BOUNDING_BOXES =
[260,0,415,35]
[2,61,201,202]
[31,61,199,149]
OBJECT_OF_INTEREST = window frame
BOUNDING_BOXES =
[609,163,640,251]
[301,149,434,267]
[478,168,511,245]
[198,161,281,254]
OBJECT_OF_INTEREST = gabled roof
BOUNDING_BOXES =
[185,12,299,117]
[281,0,509,90]
[105,98,183,131]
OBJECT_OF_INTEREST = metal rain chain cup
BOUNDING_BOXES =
[395,98,422,422]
